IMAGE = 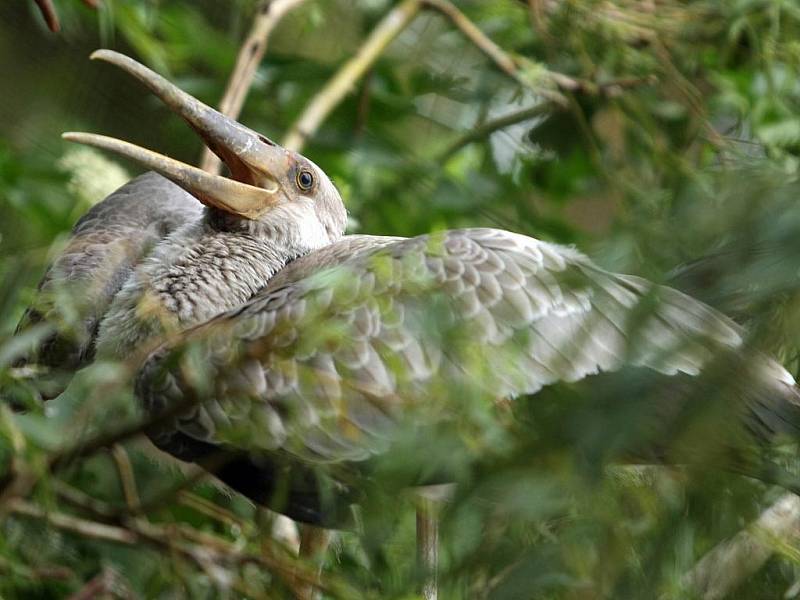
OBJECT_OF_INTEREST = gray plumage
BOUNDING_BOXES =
[27,50,800,526]
[134,227,800,523]
[15,173,202,394]
[94,158,346,363]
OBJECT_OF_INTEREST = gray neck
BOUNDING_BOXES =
[153,215,302,322]
[206,207,263,234]
[96,214,304,360]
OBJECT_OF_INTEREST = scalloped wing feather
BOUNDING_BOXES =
[136,228,792,467]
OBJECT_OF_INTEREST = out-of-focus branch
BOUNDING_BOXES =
[111,444,140,512]
[424,0,516,75]
[0,555,73,582]
[282,0,423,151]
[66,567,131,600]
[280,0,653,153]
[426,1,654,104]
[437,103,552,163]
[681,493,800,600]
[200,0,309,174]
[7,498,361,598]
[0,378,204,511]
[525,0,550,40]
[422,0,568,105]
[31,0,100,33]
[9,498,138,544]
[32,0,60,32]
[177,490,248,530]
[55,482,118,520]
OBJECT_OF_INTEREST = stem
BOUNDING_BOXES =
[111,444,141,512]
[7,498,360,598]
[416,494,439,600]
[32,0,60,32]
[422,0,568,105]
[437,103,553,163]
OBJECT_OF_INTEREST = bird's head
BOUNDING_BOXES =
[63,50,346,252]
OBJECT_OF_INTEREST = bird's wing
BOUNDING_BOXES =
[16,172,203,391]
[137,227,781,469]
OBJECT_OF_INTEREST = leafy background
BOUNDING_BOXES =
[3,0,800,598]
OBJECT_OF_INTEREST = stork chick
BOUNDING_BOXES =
[45,51,800,600]
[64,52,347,364]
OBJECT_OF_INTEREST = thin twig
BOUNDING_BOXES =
[425,0,516,75]
[525,0,550,41]
[55,481,119,520]
[177,490,248,531]
[424,0,536,82]
[282,0,424,151]
[651,39,725,150]
[7,498,361,598]
[111,444,141,512]
[0,555,73,582]
[67,567,133,600]
[31,0,101,33]
[200,0,310,173]
[436,103,552,163]
[9,499,138,544]
[422,0,568,105]
[33,0,60,32]
[0,375,203,511]
[416,495,439,600]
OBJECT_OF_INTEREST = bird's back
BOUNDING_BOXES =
[135,228,800,524]
[15,172,203,397]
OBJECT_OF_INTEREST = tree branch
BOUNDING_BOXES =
[0,555,73,582]
[279,0,652,154]
[281,0,423,151]
[200,0,309,173]
[0,374,205,511]
[31,0,100,33]
[9,499,138,544]
[7,498,361,598]
[66,567,133,600]
[111,444,140,512]
[32,0,60,32]
[681,493,800,600]
[177,490,248,531]
[436,103,552,163]
[422,0,568,105]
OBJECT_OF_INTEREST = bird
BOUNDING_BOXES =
[18,50,800,597]
[14,172,203,398]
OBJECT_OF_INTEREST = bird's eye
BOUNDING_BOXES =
[296,169,314,191]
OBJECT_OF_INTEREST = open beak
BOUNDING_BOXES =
[63,50,289,219]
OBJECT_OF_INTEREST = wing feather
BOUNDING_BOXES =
[136,228,790,468]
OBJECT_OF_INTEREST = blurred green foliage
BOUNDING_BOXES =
[4,0,800,598]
